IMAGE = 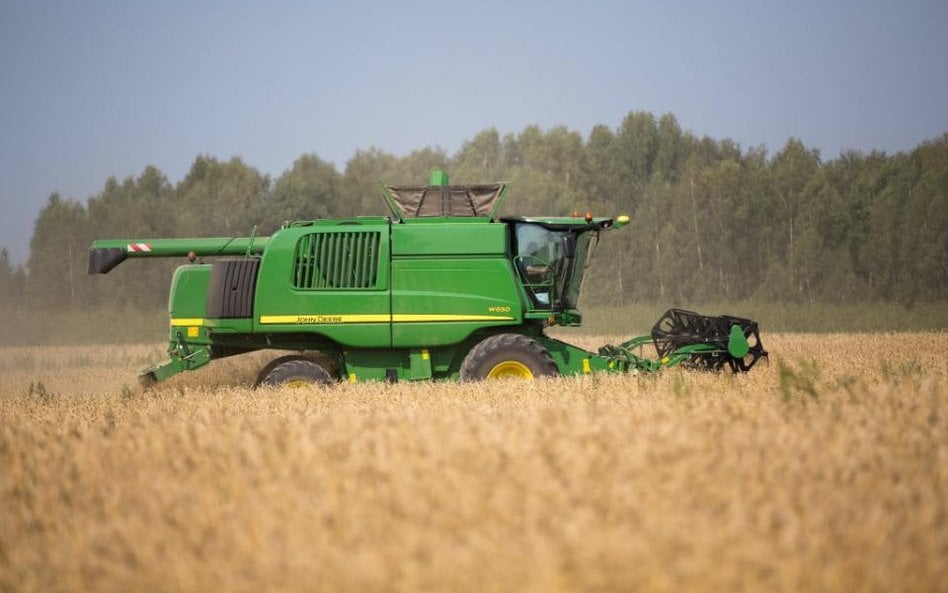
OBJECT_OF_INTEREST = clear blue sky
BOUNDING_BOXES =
[2,0,946,264]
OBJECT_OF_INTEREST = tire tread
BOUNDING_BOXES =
[459,333,558,381]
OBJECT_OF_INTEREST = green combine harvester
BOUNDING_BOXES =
[88,171,766,386]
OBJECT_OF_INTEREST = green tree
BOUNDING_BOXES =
[340,148,399,216]
[652,113,685,183]
[382,147,449,186]
[766,138,821,297]
[616,111,659,200]
[452,128,505,183]
[262,154,340,231]
[583,124,621,208]
[27,193,90,307]
[898,136,948,302]
[174,156,270,237]
[499,125,586,215]
[0,247,24,306]
[19,110,948,312]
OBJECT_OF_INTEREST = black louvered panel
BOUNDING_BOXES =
[206,258,260,319]
[292,231,381,290]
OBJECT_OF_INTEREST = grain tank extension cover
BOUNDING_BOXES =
[383,183,507,219]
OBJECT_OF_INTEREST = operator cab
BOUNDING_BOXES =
[508,219,598,312]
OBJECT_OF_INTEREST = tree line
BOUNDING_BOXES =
[2,110,946,310]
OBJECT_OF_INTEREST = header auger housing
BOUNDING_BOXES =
[89,170,766,387]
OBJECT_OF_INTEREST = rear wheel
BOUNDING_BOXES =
[460,334,558,381]
[256,356,334,388]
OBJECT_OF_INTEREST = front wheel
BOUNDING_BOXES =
[459,334,559,381]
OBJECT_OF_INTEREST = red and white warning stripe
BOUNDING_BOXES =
[127,243,153,253]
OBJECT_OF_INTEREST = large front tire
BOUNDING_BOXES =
[460,334,558,381]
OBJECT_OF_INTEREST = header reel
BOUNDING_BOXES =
[600,308,768,374]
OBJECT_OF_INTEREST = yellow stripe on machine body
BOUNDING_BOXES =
[258,313,514,325]
[393,314,514,322]
[170,318,205,327]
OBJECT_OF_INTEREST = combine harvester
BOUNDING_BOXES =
[88,171,766,386]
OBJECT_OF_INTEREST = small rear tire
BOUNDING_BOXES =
[460,334,558,381]
[256,356,334,388]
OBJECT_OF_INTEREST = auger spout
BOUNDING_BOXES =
[88,236,269,274]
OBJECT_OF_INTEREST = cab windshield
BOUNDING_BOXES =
[513,223,594,310]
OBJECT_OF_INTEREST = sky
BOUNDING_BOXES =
[1,0,946,265]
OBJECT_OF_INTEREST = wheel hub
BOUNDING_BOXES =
[486,361,534,379]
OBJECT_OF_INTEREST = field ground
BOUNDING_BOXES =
[1,333,946,592]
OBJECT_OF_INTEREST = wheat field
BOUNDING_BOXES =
[1,333,946,593]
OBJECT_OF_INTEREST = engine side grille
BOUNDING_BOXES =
[293,231,381,290]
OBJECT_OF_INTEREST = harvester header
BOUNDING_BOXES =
[88,170,766,387]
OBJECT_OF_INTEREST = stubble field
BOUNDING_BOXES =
[1,332,946,592]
